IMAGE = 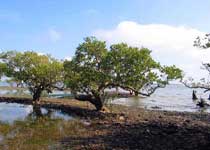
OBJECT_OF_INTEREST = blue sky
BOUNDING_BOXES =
[0,0,210,62]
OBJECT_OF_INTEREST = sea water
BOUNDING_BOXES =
[0,102,73,124]
[113,84,210,112]
[0,83,210,113]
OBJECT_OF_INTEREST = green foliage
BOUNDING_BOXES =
[194,34,210,49]
[64,37,183,109]
[105,43,161,92]
[0,62,7,79]
[162,65,183,81]
[0,37,183,109]
[0,51,64,101]
[64,37,109,96]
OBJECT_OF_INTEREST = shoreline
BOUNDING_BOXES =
[0,96,210,123]
[0,96,210,149]
[0,95,208,117]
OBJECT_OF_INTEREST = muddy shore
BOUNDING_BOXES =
[0,96,210,150]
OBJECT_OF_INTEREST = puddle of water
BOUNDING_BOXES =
[0,102,73,124]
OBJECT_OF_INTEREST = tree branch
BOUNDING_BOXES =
[139,84,165,96]
[182,80,210,93]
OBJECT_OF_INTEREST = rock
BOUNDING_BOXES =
[119,116,125,121]
[82,120,91,126]
[151,106,161,109]
[146,129,150,133]
[100,106,110,113]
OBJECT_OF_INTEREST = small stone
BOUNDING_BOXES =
[119,116,125,121]
[83,121,91,126]
[146,129,150,133]
[100,106,110,113]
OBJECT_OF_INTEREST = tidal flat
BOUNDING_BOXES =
[0,97,210,150]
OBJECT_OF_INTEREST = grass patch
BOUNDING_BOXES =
[0,116,87,150]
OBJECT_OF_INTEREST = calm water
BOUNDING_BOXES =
[1,84,210,114]
[0,102,72,124]
[113,84,210,112]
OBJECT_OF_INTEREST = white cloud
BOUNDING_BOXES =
[48,28,62,42]
[37,52,45,56]
[32,28,62,44]
[64,56,72,61]
[94,21,210,80]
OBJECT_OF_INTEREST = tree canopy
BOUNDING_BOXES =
[64,37,183,110]
[0,37,182,110]
[0,51,64,102]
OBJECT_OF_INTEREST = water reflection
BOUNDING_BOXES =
[29,105,46,118]
[0,103,72,124]
[1,84,210,113]
[0,88,30,97]
[0,88,72,98]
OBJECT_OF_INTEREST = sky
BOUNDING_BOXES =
[0,0,210,79]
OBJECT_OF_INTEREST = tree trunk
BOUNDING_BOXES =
[134,91,139,96]
[92,97,103,111]
[75,94,103,111]
[32,89,42,102]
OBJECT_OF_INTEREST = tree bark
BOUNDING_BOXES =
[32,89,42,102]
[134,91,139,96]
[75,94,103,111]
